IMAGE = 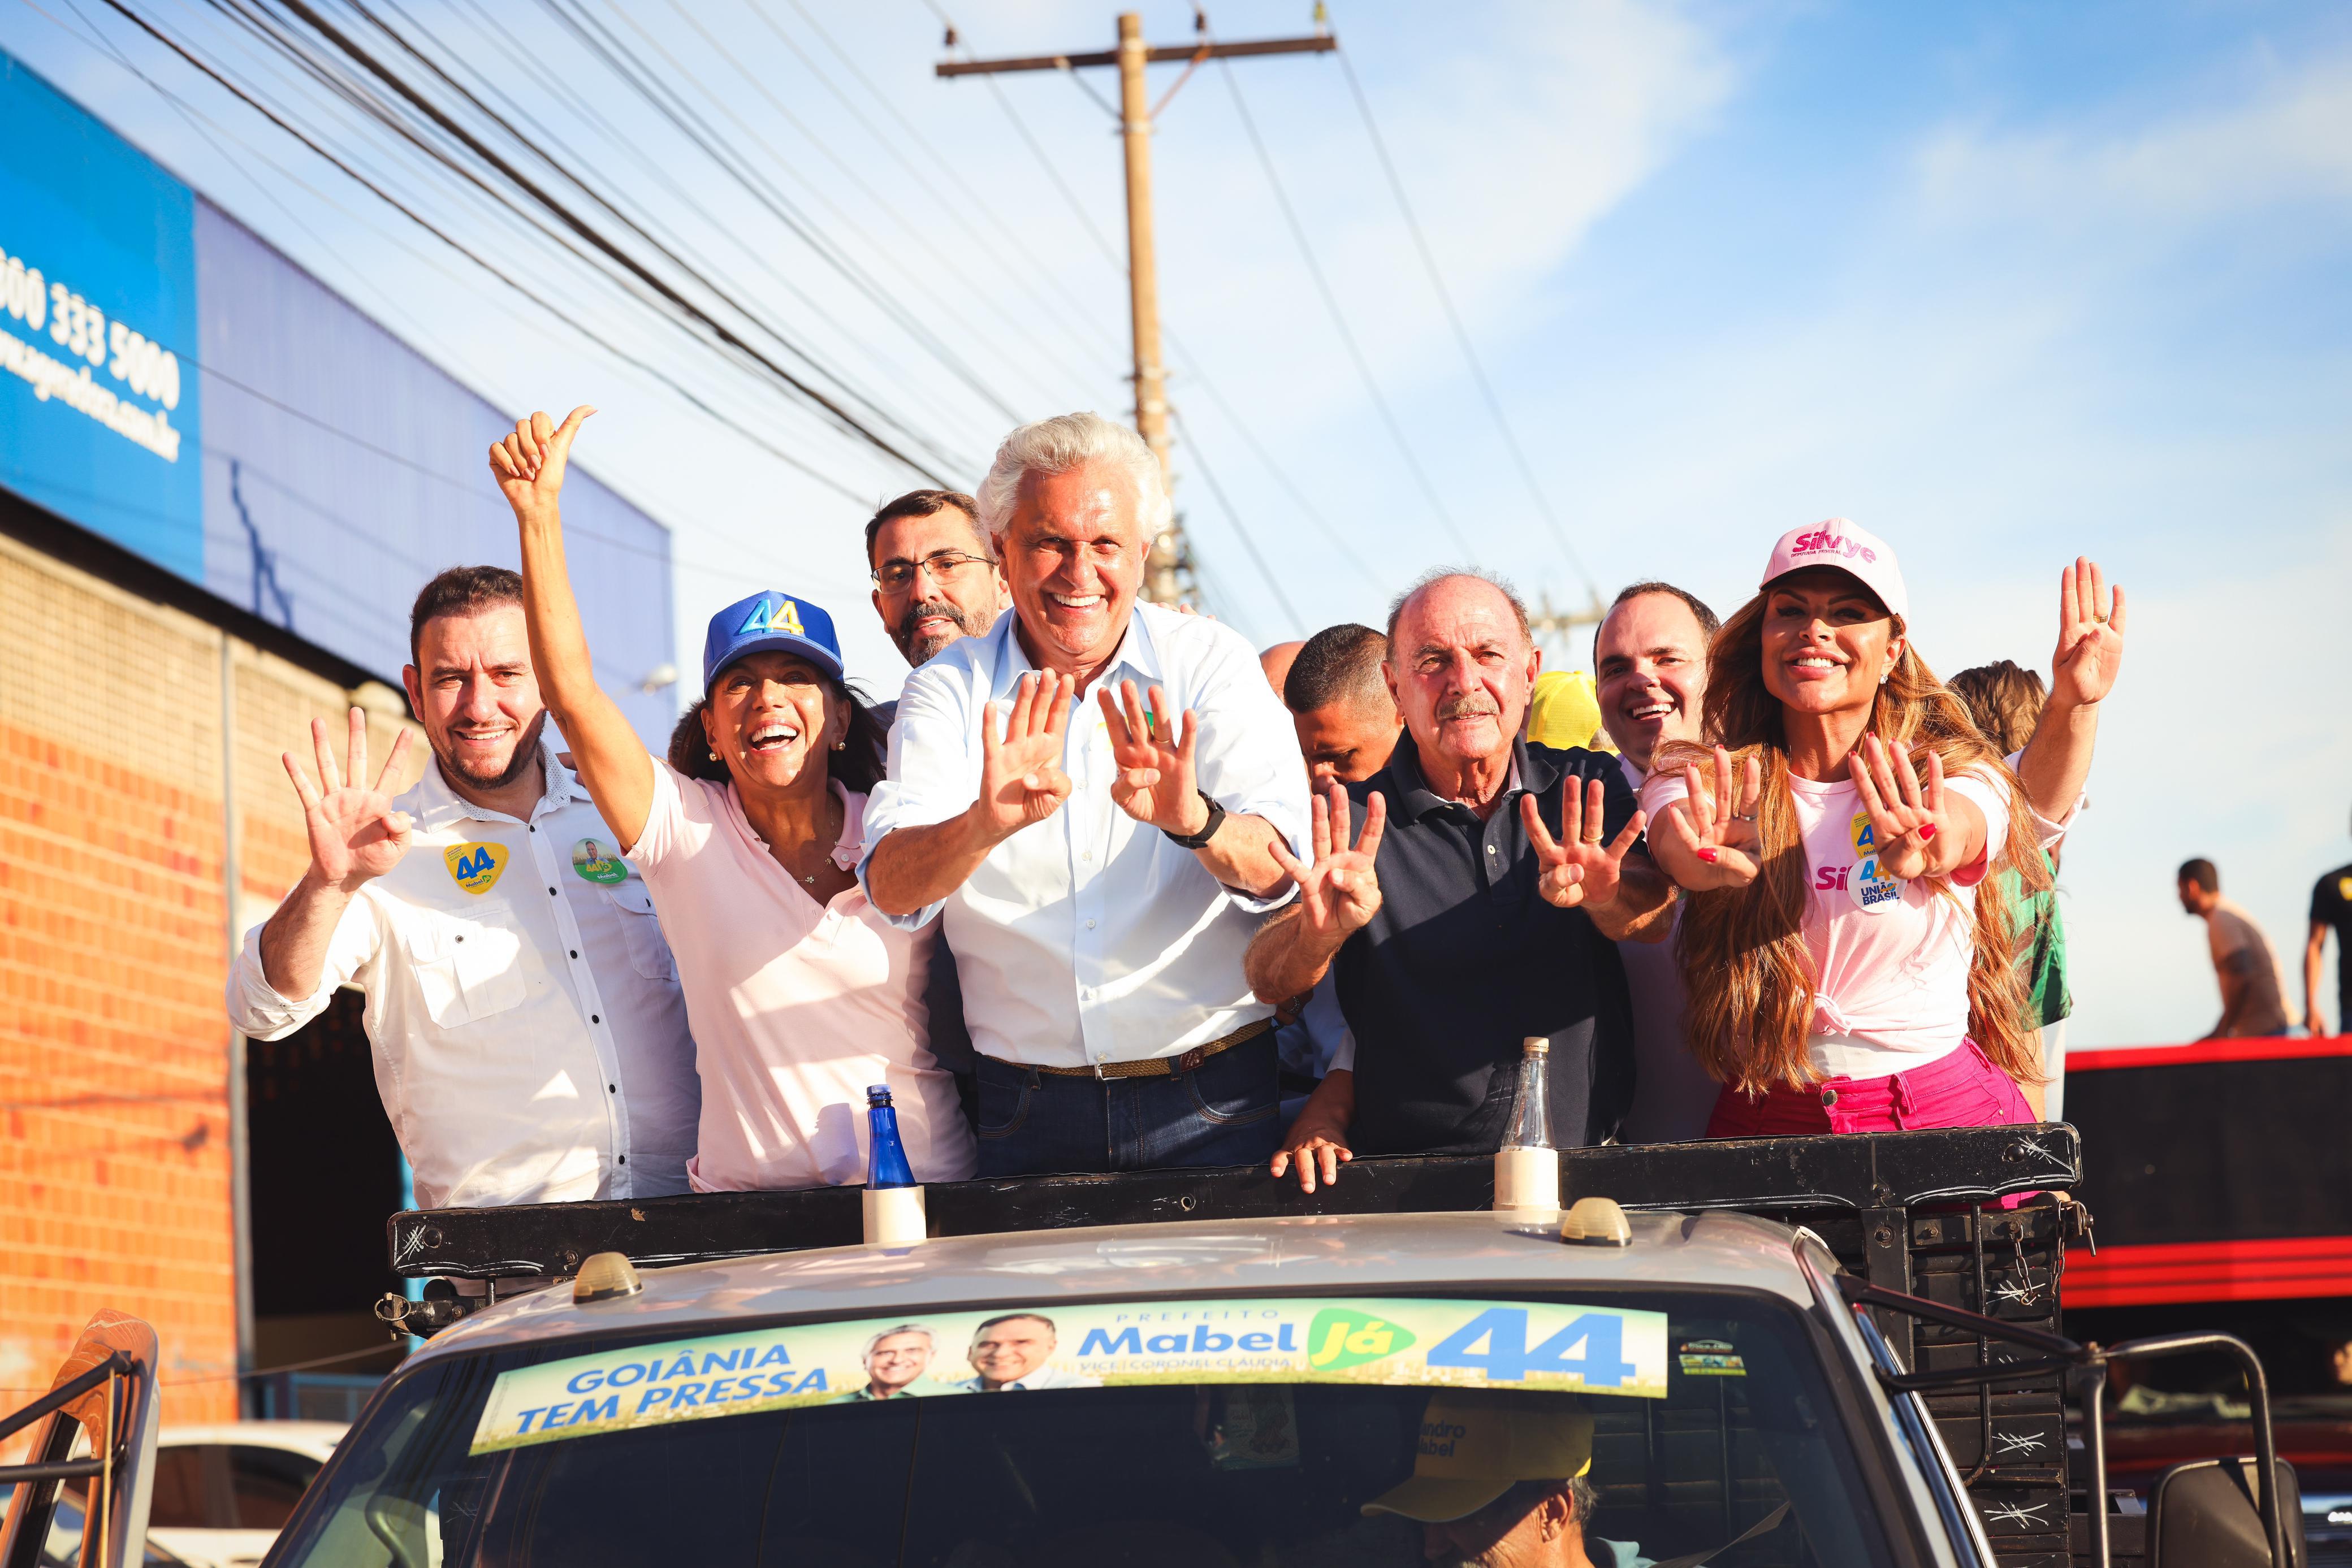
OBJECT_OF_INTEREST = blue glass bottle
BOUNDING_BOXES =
[866,1085,915,1189]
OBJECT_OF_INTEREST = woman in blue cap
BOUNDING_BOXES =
[490,407,975,1190]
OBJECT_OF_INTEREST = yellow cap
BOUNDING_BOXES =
[1527,670,1614,753]
[1360,1392,1593,1523]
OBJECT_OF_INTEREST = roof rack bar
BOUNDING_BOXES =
[388,1125,2080,1281]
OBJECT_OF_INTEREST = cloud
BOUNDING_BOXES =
[1914,47,2352,231]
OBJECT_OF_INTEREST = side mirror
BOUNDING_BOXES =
[2150,1456,2305,1568]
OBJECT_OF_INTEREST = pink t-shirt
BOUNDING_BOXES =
[1640,764,2022,1079]
[629,761,976,1190]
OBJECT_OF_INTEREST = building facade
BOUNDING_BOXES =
[1,50,677,1423]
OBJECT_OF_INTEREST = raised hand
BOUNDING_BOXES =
[1655,746,1763,890]
[1099,680,1205,836]
[2050,556,2125,711]
[976,672,1075,842]
[1523,774,1646,910]
[487,405,595,518]
[1849,734,1953,881]
[1268,780,1387,943]
[284,707,414,893]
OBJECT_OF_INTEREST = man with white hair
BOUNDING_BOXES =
[862,412,1309,1176]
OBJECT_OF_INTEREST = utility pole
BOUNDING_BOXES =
[940,15,1335,603]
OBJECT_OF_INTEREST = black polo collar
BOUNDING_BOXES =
[1378,733,1564,821]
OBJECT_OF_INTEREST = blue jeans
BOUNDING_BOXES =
[973,1033,1283,1177]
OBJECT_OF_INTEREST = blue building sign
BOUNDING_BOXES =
[0,51,677,740]
[0,53,202,581]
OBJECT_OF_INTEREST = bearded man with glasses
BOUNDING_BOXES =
[866,489,1011,687]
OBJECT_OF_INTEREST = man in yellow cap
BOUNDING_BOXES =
[1363,1391,1646,1568]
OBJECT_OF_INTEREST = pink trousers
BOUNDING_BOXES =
[1705,1038,2033,1138]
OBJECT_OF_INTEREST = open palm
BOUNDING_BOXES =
[978,672,1075,841]
[286,707,414,892]
[2050,556,2125,710]
[1100,679,1201,835]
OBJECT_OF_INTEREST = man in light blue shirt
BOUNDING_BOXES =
[861,413,1309,1176]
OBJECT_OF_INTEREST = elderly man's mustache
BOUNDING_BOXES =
[1436,696,1501,721]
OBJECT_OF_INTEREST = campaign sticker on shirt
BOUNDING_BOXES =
[571,838,629,885]
[443,842,508,895]
[1847,811,1902,915]
[2340,876,2352,902]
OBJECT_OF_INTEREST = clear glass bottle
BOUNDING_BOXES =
[1494,1038,1559,1213]
[866,1084,916,1189]
[1501,1037,1553,1150]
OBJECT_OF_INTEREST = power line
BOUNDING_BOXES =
[1331,36,1596,597]
[1213,51,1478,565]
[651,0,1111,406]
[1169,404,1303,635]
[512,0,1000,462]
[94,0,892,501]
[757,0,1128,375]
[258,0,974,481]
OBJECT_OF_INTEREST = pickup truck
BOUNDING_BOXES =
[0,1127,2304,1568]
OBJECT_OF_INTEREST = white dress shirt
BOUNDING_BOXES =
[861,601,1310,1069]
[226,740,699,1207]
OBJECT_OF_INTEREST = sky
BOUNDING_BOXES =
[5,0,2347,1049]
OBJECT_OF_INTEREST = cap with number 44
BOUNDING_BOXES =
[702,591,844,691]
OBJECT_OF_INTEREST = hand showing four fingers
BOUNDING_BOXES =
[978,672,1076,843]
[1268,779,1388,942]
[2050,555,2125,711]
[284,707,415,893]
[1099,679,1205,837]
[1656,746,1763,890]
[1848,734,1953,881]
[1522,774,1646,909]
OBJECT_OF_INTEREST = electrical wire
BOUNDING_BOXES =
[516,0,1004,458]
[1169,404,1303,635]
[92,0,893,503]
[1213,51,1478,565]
[758,0,1128,374]
[255,0,975,481]
[1332,34,1596,597]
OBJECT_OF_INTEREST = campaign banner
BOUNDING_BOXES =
[470,1297,1670,1455]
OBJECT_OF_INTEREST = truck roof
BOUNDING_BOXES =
[410,1207,1822,1365]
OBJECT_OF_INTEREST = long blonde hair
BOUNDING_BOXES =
[1658,594,2051,1094]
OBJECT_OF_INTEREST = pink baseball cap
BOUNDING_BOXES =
[1759,518,1908,620]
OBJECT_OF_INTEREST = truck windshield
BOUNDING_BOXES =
[271,1290,1887,1567]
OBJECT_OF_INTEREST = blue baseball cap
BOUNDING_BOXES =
[702,591,845,691]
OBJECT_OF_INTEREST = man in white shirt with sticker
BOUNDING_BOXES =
[226,566,698,1210]
[861,412,1310,1177]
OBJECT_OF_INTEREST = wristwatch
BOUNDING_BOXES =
[1163,790,1227,850]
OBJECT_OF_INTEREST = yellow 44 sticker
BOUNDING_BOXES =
[444,842,508,895]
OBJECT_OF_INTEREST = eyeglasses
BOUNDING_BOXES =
[872,550,993,595]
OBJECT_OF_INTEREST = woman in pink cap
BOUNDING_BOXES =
[1640,519,2057,1135]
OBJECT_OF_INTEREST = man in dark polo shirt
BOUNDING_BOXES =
[1248,571,1674,1191]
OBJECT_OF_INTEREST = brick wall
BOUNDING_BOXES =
[0,534,418,1435]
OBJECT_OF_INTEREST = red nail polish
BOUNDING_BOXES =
[1697,847,1719,864]
[1917,822,1937,843]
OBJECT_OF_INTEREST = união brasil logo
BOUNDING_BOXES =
[444,842,509,895]
[1306,1307,1415,1372]
[737,597,807,637]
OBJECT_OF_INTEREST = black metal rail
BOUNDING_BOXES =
[386,1124,2080,1281]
